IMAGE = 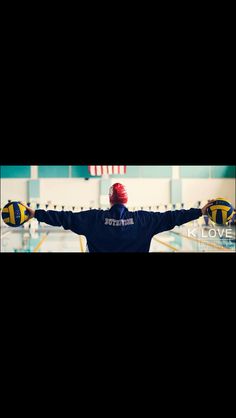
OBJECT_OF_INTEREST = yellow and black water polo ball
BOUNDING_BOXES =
[207,198,234,225]
[1,202,29,227]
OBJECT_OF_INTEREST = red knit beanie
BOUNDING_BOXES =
[109,183,128,205]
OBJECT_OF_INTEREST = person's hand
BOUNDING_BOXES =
[201,200,215,216]
[20,202,35,220]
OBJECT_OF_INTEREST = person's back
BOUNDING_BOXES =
[77,204,155,252]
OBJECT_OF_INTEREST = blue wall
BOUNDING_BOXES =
[1,166,31,178]
[1,165,235,179]
[38,166,69,178]
[180,166,235,178]
[211,166,235,178]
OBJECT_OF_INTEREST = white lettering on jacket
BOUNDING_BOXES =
[104,218,134,226]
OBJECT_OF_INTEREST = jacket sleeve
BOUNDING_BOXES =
[151,208,202,235]
[35,210,93,235]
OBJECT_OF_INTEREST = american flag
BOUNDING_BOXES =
[88,166,127,176]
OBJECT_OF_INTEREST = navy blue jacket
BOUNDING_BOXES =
[35,205,202,252]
